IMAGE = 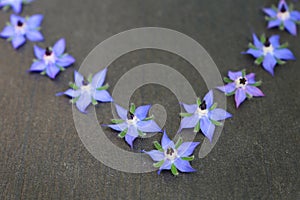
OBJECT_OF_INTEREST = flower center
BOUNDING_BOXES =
[15,20,26,34]
[235,77,248,88]
[81,84,92,93]
[165,147,178,161]
[263,41,274,55]
[277,7,290,21]
[196,101,208,118]
[126,115,138,126]
[43,47,56,65]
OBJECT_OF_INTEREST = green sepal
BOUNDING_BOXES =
[265,16,276,21]
[143,115,154,121]
[70,96,80,104]
[3,5,10,11]
[175,137,183,149]
[91,97,98,106]
[223,77,233,83]
[86,74,92,83]
[255,56,264,65]
[40,71,46,75]
[129,103,136,114]
[248,42,258,50]
[226,91,236,96]
[289,3,294,12]
[59,66,65,71]
[138,130,146,137]
[196,97,201,106]
[211,119,223,126]
[296,21,300,25]
[209,103,218,111]
[153,160,164,168]
[271,5,277,11]
[171,164,179,176]
[260,33,266,44]
[118,128,128,138]
[96,83,109,91]
[181,155,195,161]
[111,119,124,124]
[193,121,200,133]
[278,42,289,49]
[6,22,11,26]
[276,59,286,65]
[246,93,253,99]
[153,141,163,152]
[279,23,284,30]
[180,112,193,117]
[241,69,246,77]
[7,37,12,42]
[250,81,262,87]
[69,82,79,90]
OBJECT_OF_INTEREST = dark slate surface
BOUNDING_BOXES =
[0,0,299,199]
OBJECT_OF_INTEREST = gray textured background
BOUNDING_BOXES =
[0,0,299,199]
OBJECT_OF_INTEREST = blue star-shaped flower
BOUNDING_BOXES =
[144,131,200,175]
[29,38,75,79]
[178,90,232,142]
[244,33,295,75]
[57,69,113,113]
[263,0,300,36]
[0,14,43,49]
[217,70,264,108]
[0,0,33,14]
[107,103,162,148]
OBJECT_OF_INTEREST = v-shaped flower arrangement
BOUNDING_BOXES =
[1,0,298,176]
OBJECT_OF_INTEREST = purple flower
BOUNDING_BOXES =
[0,0,33,14]
[144,131,199,176]
[29,38,75,79]
[57,69,113,113]
[217,70,264,108]
[178,90,232,142]
[0,14,43,49]
[107,103,161,148]
[244,33,295,75]
[263,0,300,35]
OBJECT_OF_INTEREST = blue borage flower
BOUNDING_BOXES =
[217,70,264,108]
[29,38,75,79]
[57,69,113,113]
[263,0,300,36]
[244,33,295,75]
[0,0,33,14]
[144,131,199,176]
[0,14,43,49]
[106,103,161,148]
[178,90,232,142]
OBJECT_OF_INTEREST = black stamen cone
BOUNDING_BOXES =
[127,111,134,120]
[45,47,52,56]
[17,20,23,27]
[239,77,247,85]
[264,39,271,47]
[280,6,287,13]
[167,148,174,155]
[199,100,207,110]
